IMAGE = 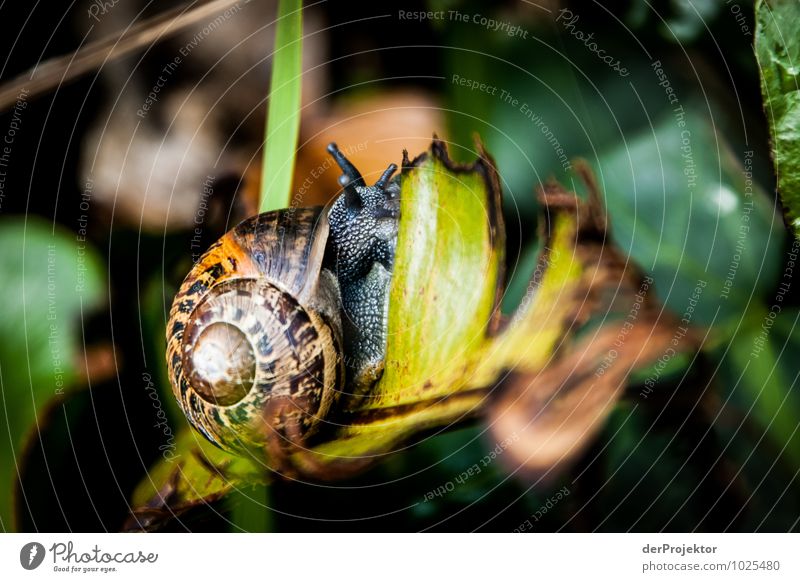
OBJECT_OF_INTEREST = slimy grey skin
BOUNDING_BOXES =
[324,143,400,392]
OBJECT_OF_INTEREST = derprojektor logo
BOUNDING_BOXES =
[20,542,46,570]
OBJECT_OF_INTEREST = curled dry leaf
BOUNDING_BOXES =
[488,166,697,482]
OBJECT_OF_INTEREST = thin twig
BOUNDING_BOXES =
[0,0,247,111]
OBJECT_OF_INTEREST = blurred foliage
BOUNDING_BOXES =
[440,0,799,532]
[599,110,784,330]
[0,217,104,530]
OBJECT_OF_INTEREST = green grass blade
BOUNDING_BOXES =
[259,0,303,213]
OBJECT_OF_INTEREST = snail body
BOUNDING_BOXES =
[166,145,399,454]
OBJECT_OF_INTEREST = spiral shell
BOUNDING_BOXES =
[166,207,344,454]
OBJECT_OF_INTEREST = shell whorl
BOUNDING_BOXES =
[166,207,344,454]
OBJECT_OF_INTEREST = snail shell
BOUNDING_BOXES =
[167,144,400,457]
[166,207,344,454]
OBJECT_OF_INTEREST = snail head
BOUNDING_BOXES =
[325,143,400,281]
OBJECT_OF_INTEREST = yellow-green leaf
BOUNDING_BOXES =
[127,426,265,531]
[304,140,506,461]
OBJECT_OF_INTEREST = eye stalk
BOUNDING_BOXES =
[327,142,365,187]
[327,143,398,211]
[327,142,364,209]
[374,163,398,189]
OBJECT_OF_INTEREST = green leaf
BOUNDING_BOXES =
[0,217,105,531]
[259,0,303,213]
[712,306,800,528]
[375,143,504,406]
[308,150,674,481]
[598,111,785,329]
[488,208,582,374]
[756,0,800,235]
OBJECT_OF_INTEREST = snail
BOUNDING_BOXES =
[166,144,400,455]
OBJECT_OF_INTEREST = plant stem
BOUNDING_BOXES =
[259,0,303,213]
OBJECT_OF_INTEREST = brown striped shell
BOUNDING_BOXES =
[166,207,344,455]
